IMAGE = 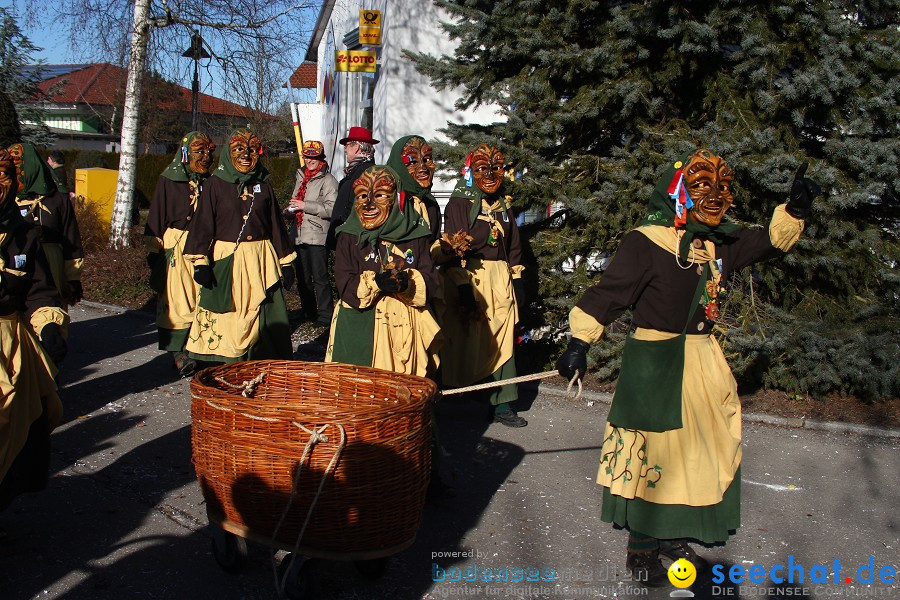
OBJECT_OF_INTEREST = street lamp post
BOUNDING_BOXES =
[182,30,210,131]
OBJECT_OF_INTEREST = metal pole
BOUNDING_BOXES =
[191,57,199,131]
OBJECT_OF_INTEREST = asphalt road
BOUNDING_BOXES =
[0,304,897,600]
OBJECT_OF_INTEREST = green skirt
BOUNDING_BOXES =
[600,466,741,544]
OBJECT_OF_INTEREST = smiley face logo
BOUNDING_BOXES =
[668,558,696,588]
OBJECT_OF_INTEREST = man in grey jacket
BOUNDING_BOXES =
[284,141,338,327]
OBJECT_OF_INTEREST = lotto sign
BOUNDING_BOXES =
[335,50,377,72]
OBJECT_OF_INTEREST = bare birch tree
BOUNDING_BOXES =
[22,0,316,247]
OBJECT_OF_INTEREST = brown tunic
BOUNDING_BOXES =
[144,176,201,240]
[442,195,523,265]
[576,227,782,334]
[17,191,84,265]
[333,232,437,307]
[0,224,63,318]
[183,175,293,261]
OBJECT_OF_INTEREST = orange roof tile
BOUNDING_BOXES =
[286,62,317,89]
[37,63,271,118]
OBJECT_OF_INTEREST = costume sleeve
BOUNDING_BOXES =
[574,231,653,326]
[569,305,606,344]
[717,204,804,276]
[307,174,338,219]
[58,193,84,281]
[334,233,379,309]
[26,242,68,336]
[505,208,524,278]
[396,238,435,307]
[183,180,216,265]
[442,196,474,287]
[768,204,805,252]
[144,175,168,253]
[267,186,296,264]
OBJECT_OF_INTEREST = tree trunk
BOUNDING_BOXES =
[108,0,151,248]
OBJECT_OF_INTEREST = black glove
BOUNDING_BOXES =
[374,270,410,294]
[786,162,822,219]
[513,278,526,309]
[146,252,160,270]
[193,264,214,287]
[556,337,590,381]
[65,280,83,304]
[281,265,295,291]
[40,322,67,364]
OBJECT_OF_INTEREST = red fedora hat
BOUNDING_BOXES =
[339,126,379,145]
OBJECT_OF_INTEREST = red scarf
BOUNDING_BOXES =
[293,163,325,228]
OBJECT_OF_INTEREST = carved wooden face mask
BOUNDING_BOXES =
[471,144,504,195]
[401,137,435,189]
[0,150,15,205]
[229,132,261,174]
[7,143,24,193]
[354,167,396,230]
[188,134,215,175]
[685,149,734,227]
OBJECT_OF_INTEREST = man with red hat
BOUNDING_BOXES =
[283,140,338,328]
[326,126,379,251]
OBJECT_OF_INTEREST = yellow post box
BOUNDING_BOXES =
[74,168,118,237]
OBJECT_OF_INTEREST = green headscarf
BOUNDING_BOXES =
[0,155,22,232]
[212,128,269,192]
[640,150,742,260]
[336,165,432,247]
[451,176,510,229]
[161,131,211,183]
[386,134,437,207]
[13,143,58,199]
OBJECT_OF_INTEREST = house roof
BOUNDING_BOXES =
[36,63,270,119]
[285,61,317,89]
[305,0,337,61]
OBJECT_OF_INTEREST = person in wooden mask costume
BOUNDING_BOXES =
[183,128,296,363]
[439,144,528,427]
[0,148,67,510]
[326,165,440,376]
[145,131,215,376]
[555,148,821,586]
[8,143,84,312]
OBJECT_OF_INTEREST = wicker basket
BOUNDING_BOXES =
[190,360,436,559]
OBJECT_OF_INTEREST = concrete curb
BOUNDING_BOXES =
[537,382,900,440]
[80,300,155,320]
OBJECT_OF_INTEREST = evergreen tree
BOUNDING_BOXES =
[409,0,900,399]
[0,7,53,146]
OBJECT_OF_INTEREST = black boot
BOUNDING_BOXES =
[626,551,670,587]
[173,351,198,378]
[659,538,708,573]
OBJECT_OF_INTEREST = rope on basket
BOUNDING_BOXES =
[440,369,583,400]
[271,422,347,597]
[215,372,266,398]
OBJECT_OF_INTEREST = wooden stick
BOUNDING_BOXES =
[440,369,583,400]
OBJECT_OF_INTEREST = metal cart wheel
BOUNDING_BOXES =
[210,527,248,573]
[354,557,388,579]
[278,554,317,600]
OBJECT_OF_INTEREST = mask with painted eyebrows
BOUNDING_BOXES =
[401,137,435,189]
[229,131,261,174]
[471,144,504,195]
[685,148,735,227]
[188,134,216,175]
[7,143,24,193]
[354,167,396,230]
[0,149,15,205]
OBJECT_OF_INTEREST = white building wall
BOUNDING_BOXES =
[313,0,501,203]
